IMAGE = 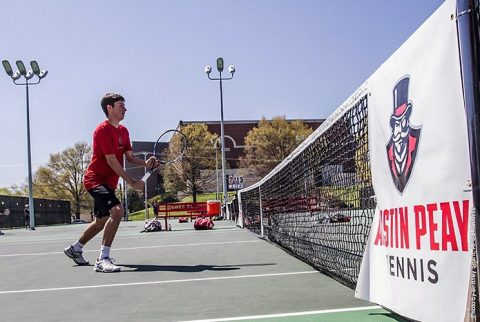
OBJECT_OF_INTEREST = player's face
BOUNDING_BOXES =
[110,100,127,121]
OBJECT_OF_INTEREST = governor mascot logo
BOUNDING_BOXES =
[386,76,421,194]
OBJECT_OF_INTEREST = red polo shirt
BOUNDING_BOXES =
[84,120,132,190]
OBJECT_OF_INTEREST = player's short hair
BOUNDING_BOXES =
[101,93,125,117]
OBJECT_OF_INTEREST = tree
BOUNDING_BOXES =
[33,142,92,218]
[0,185,27,196]
[0,188,12,195]
[126,189,144,213]
[240,116,313,178]
[163,124,218,202]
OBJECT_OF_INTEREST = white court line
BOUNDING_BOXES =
[178,306,382,322]
[0,240,262,257]
[0,270,318,295]
[0,228,245,245]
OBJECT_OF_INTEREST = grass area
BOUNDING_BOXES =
[127,192,236,221]
[180,192,236,203]
[317,185,361,208]
[128,209,151,221]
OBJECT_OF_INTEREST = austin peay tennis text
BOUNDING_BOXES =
[373,200,470,284]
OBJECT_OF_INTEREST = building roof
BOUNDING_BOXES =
[178,119,325,127]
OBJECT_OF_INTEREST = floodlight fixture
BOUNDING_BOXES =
[16,60,27,76]
[11,71,21,81]
[216,57,224,72]
[38,70,48,79]
[2,60,13,76]
[30,61,40,75]
[205,65,212,74]
[25,71,35,80]
[228,65,235,74]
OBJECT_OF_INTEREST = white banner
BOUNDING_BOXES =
[355,1,474,321]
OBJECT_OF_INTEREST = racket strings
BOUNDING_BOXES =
[152,129,188,166]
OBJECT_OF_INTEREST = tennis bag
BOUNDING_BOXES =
[193,216,214,230]
[141,219,163,232]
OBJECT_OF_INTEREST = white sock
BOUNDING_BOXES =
[99,245,111,260]
[72,241,84,253]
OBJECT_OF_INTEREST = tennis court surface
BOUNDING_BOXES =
[0,221,407,322]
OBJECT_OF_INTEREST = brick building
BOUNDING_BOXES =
[126,119,323,199]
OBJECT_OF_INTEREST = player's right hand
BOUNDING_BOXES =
[146,156,161,170]
[130,179,144,192]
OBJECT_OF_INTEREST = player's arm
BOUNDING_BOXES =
[105,154,144,191]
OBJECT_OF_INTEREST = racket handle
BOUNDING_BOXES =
[141,171,152,183]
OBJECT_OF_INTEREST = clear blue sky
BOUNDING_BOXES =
[0,0,444,187]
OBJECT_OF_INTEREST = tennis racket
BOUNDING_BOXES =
[141,129,188,182]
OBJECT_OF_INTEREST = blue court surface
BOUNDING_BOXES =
[0,221,407,322]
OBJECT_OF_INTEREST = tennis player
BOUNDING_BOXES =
[64,93,159,272]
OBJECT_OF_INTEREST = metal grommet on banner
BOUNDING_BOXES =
[464,179,472,192]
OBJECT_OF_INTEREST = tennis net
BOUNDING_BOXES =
[238,93,374,288]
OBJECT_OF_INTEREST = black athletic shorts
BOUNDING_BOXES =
[88,184,121,218]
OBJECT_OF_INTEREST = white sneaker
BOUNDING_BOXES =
[64,246,89,265]
[94,257,121,273]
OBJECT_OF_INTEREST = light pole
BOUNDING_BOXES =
[123,154,129,221]
[133,151,150,220]
[211,138,221,200]
[205,58,235,219]
[2,60,48,230]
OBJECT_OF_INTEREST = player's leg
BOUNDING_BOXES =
[64,216,107,266]
[102,204,123,247]
[94,205,123,272]
[78,215,109,244]
[91,185,123,273]
[64,187,109,266]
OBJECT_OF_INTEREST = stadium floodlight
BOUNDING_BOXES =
[11,71,22,81]
[205,65,212,75]
[216,57,224,72]
[38,69,48,79]
[3,60,22,81]
[228,65,235,74]
[16,60,27,76]
[30,61,40,75]
[1,59,48,230]
[30,60,48,79]
[2,60,13,76]
[25,70,35,80]
[205,57,235,219]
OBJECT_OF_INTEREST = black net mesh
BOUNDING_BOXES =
[239,95,375,288]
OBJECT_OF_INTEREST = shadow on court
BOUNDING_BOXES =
[368,312,411,322]
[121,262,277,272]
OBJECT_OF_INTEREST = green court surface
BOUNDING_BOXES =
[181,307,408,322]
[0,220,407,322]
[210,308,406,322]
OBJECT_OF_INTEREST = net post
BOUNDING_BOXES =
[259,187,264,238]
[237,191,244,228]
